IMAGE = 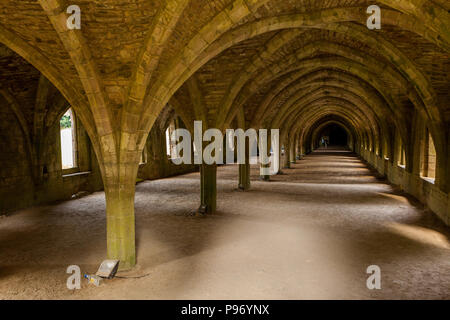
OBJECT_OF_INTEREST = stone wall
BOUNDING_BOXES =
[358,148,449,226]
[0,108,104,214]
[0,101,34,213]
[33,114,104,205]
[0,110,196,215]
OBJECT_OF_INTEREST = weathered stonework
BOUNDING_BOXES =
[0,0,448,269]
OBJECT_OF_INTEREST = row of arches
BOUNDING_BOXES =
[0,1,448,269]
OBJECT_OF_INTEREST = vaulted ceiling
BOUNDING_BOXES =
[0,0,448,179]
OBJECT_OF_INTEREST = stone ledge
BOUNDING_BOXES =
[358,150,449,226]
[420,176,435,184]
[62,171,91,178]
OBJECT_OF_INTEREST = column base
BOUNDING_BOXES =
[238,184,250,191]
[200,164,217,214]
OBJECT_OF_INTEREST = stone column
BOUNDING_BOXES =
[238,143,250,190]
[283,142,290,169]
[259,131,272,180]
[289,140,296,164]
[443,130,450,193]
[103,161,138,270]
[299,143,304,159]
[294,135,300,161]
[200,163,217,214]
[259,163,271,181]
[435,131,448,193]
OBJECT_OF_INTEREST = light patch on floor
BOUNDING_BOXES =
[0,149,449,299]
[386,222,450,250]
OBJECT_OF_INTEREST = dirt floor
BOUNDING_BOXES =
[1,148,449,299]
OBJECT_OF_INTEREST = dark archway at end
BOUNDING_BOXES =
[318,123,348,146]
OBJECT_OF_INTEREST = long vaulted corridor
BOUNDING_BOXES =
[0,1,449,303]
[1,149,448,299]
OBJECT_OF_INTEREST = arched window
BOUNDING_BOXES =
[165,119,177,158]
[140,145,148,165]
[396,131,406,168]
[60,108,77,170]
[398,145,406,167]
[421,129,436,181]
[383,139,389,160]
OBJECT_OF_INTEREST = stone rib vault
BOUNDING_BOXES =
[0,0,449,270]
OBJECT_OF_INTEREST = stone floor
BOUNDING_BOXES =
[0,148,449,299]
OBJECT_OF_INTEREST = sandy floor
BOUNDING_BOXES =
[0,148,449,299]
